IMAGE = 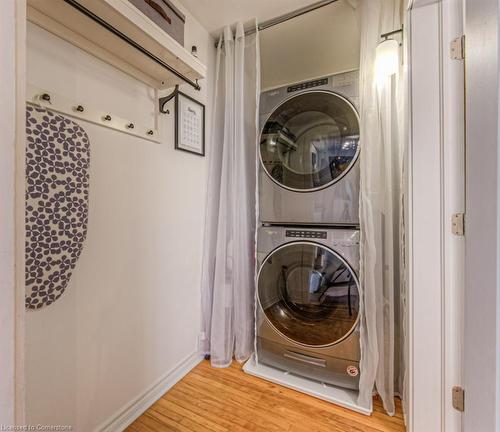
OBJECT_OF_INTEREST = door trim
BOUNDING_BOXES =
[463,0,499,430]
[0,0,27,425]
[408,0,464,430]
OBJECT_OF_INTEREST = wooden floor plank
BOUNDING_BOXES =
[187,367,377,432]
[125,360,406,432]
[193,362,403,432]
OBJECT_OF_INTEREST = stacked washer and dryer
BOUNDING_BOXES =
[255,70,362,390]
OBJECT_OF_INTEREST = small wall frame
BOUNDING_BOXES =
[174,91,205,156]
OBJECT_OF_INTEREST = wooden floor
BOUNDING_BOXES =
[126,360,406,432]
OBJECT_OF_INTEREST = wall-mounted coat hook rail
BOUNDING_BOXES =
[26,84,160,144]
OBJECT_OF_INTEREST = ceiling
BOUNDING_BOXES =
[178,0,323,36]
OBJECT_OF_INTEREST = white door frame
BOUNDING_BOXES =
[407,0,464,431]
[463,0,499,430]
[0,0,26,426]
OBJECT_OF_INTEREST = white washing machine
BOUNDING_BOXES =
[256,226,361,390]
[259,70,360,226]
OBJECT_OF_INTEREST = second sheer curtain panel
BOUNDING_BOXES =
[200,23,260,367]
[357,0,406,415]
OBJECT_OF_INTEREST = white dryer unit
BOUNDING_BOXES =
[256,226,361,390]
[259,71,360,226]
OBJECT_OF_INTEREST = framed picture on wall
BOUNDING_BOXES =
[175,91,205,156]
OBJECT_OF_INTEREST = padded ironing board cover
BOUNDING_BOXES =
[25,105,90,309]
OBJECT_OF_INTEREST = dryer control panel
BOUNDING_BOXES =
[285,230,327,239]
[287,77,328,93]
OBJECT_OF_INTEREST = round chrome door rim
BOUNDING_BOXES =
[259,90,361,193]
[257,240,360,349]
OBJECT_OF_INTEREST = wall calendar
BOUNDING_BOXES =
[175,91,205,156]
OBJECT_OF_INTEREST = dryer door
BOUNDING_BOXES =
[258,242,359,347]
[260,91,359,192]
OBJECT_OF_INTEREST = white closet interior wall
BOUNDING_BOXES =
[24,4,216,429]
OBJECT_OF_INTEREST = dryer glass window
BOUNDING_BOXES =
[258,242,359,347]
[260,91,359,191]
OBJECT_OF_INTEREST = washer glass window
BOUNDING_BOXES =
[258,242,359,347]
[260,91,359,191]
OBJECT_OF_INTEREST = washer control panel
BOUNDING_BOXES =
[285,230,327,239]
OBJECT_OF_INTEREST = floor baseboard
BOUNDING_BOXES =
[96,351,204,432]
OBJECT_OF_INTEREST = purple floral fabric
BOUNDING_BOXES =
[25,105,90,309]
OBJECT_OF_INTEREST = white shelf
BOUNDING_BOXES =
[27,0,206,90]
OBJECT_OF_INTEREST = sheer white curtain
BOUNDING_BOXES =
[200,22,260,368]
[357,0,406,415]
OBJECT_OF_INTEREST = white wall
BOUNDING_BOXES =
[179,0,340,36]
[0,0,18,424]
[25,6,215,431]
[1,0,25,426]
[260,0,359,90]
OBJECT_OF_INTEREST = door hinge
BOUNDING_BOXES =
[451,213,465,236]
[452,386,465,412]
[450,35,465,60]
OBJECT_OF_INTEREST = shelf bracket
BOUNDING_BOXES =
[159,85,179,114]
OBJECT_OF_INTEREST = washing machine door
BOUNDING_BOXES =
[260,91,359,192]
[258,242,359,347]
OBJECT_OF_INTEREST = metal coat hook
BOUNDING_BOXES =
[159,85,179,114]
[40,93,52,104]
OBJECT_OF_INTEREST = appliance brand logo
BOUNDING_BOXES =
[346,365,359,377]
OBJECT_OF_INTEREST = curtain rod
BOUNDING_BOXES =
[215,0,338,47]
[63,0,201,90]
